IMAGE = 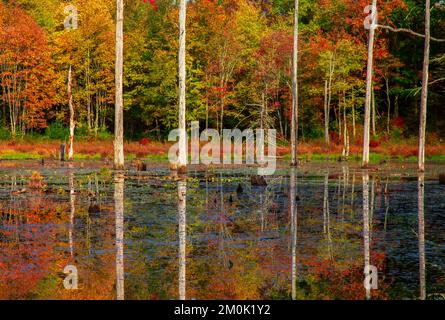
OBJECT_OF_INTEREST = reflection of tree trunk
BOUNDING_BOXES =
[323,172,329,234]
[418,173,426,300]
[323,172,333,260]
[115,173,125,300]
[290,169,298,300]
[384,177,389,232]
[69,167,75,258]
[178,179,187,300]
[363,172,371,300]
[341,166,347,219]
[351,173,356,213]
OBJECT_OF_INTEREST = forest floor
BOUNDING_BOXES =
[0,139,445,163]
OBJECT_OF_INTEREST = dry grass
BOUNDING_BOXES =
[0,139,444,160]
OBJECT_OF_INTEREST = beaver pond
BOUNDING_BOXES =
[0,160,444,300]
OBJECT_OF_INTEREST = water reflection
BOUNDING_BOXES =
[0,165,444,300]
[178,178,187,301]
[418,173,426,300]
[362,172,371,300]
[115,173,125,300]
[290,169,297,300]
[69,166,75,258]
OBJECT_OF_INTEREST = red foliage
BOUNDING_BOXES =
[393,117,405,129]
[139,138,150,146]
[370,140,380,148]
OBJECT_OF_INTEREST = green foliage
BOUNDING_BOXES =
[44,121,69,140]
[0,126,11,140]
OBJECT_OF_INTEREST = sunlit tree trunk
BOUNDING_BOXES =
[178,179,187,300]
[68,65,75,161]
[114,0,125,170]
[291,0,299,166]
[418,173,426,300]
[418,0,430,172]
[178,0,187,172]
[115,173,125,300]
[363,0,378,167]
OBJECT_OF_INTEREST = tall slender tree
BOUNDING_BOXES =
[67,65,75,161]
[178,0,187,173]
[291,0,299,167]
[418,0,431,172]
[114,0,125,170]
[362,0,378,168]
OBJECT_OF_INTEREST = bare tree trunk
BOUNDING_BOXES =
[384,77,391,134]
[363,0,378,167]
[68,65,75,161]
[418,0,430,172]
[371,82,376,136]
[352,89,356,139]
[178,0,188,172]
[324,80,329,146]
[114,0,125,170]
[291,0,299,166]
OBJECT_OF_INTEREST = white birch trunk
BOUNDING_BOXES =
[363,0,378,167]
[114,0,125,170]
[178,0,188,172]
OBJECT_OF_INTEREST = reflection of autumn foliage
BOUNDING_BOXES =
[0,198,68,299]
[301,251,389,300]
[0,187,117,300]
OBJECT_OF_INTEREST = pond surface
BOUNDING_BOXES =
[0,160,444,300]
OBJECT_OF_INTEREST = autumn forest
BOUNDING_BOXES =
[0,0,444,163]
[1,0,445,303]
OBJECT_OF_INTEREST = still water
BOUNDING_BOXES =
[0,161,444,300]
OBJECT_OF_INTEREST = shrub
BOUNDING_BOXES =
[0,126,11,140]
[45,121,69,140]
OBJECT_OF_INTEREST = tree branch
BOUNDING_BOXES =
[377,24,445,42]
